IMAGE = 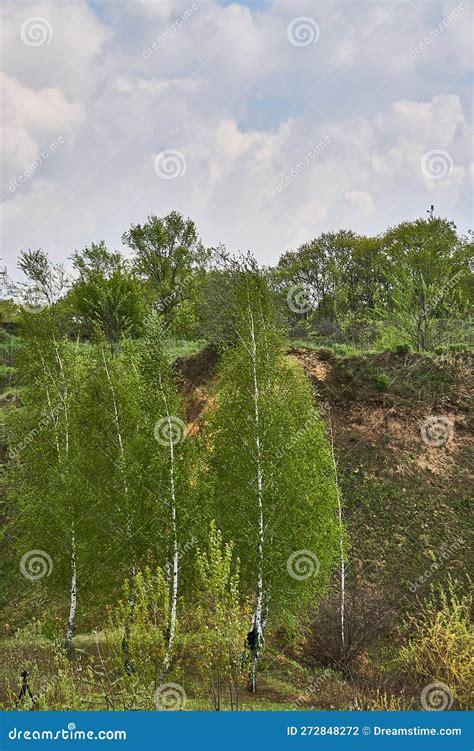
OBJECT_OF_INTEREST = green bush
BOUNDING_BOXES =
[373,372,390,391]
[398,583,473,709]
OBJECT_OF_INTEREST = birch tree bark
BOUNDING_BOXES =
[327,407,346,650]
[158,373,179,680]
[100,344,137,674]
[248,304,265,692]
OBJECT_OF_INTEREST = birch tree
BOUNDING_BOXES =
[7,313,87,652]
[77,337,154,673]
[138,314,197,679]
[327,406,346,650]
[206,269,340,690]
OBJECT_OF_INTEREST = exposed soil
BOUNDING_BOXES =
[175,346,472,603]
[174,344,219,434]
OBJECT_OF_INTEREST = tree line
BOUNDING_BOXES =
[1,207,472,352]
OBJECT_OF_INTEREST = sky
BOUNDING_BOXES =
[1,0,473,275]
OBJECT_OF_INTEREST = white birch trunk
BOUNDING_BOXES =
[158,374,179,679]
[248,305,265,692]
[100,346,136,672]
[42,344,78,655]
[328,408,346,649]
[65,526,77,653]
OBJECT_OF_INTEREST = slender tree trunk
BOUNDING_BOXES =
[121,563,137,675]
[158,375,179,680]
[248,306,265,692]
[327,407,346,650]
[44,342,78,658]
[64,526,77,655]
[100,345,136,674]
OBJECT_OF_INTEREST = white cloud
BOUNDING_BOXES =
[0,0,472,271]
[345,191,374,214]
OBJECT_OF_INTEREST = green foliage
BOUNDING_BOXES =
[276,212,473,351]
[395,343,412,354]
[122,212,209,325]
[373,371,390,391]
[1,249,69,311]
[6,314,89,607]
[138,314,198,585]
[69,242,145,343]
[378,214,472,351]
[194,522,247,710]
[206,271,339,630]
[277,230,384,325]
[114,566,171,685]
[398,583,473,709]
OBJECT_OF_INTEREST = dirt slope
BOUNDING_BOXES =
[177,346,472,614]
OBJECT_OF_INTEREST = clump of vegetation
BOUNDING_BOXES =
[114,566,171,686]
[194,522,247,710]
[398,583,473,709]
[373,371,390,391]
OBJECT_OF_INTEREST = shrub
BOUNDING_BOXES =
[398,583,473,709]
[395,343,412,354]
[113,566,171,687]
[304,581,398,676]
[373,372,390,391]
[332,344,353,356]
[194,522,248,710]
